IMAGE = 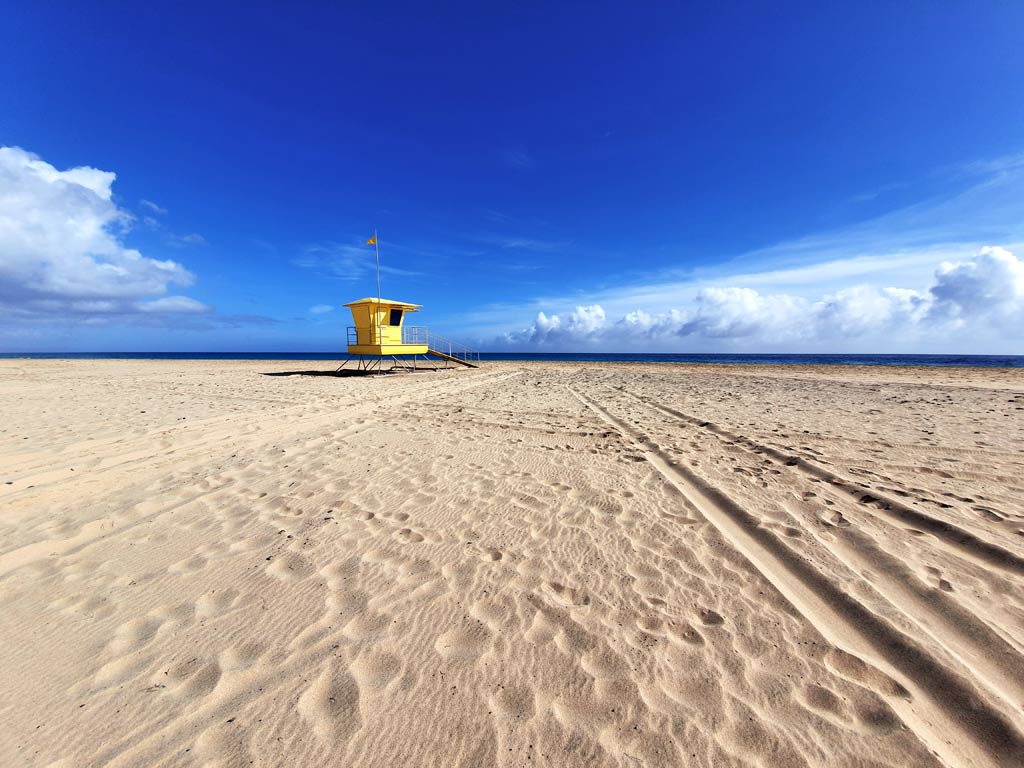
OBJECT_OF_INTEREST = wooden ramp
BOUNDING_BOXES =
[427,348,479,368]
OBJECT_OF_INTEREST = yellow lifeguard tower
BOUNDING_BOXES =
[342,297,479,372]
[345,297,428,356]
[338,231,478,372]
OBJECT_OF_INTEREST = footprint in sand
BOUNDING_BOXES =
[434,624,491,661]
[158,657,223,699]
[195,587,241,618]
[824,511,851,528]
[219,642,264,673]
[666,620,705,646]
[798,683,852,725]
[395,527,424,544]
[350,648,402,690]
[542,580,591,607]
[696,607,724,626]
[194,722,255,766]
[921,565,954,592]
[92,651,156,688]
[489,682,536,720]
[265,551,314,581]
[168,553,208,575]
[108,615,162,653]
[297,665,363,743]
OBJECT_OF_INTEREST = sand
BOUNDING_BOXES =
[0,359,1022,768]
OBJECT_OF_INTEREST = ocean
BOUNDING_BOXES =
[1,352,1022,367]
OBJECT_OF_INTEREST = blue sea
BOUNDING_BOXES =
[1,352,1022,367]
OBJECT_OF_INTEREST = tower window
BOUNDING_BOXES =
[389,308,403,326]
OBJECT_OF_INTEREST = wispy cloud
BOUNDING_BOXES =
[166,232,207,247]
[137,199,205,248]
[482,209,513,224]
[309,304,334,314]
[848,180,912,204]
[498,237,565,252]
[293,241,422,281]
[502,148,534,170]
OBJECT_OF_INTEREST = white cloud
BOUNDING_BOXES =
[815,285,927,336]
[294,241,421,281]
[499,238,562,252]
[137,296,211,314]
[521,304,606,343]
[140,199,167,215]
[505,247,1024,351]
[681,287,808,339]
[167,232,207,247]
[0,146,210,322]
[928,246,1024,327]
[309,304,334,314]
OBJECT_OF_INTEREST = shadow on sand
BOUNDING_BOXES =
[261,369,384,378]
[261,368,441,377]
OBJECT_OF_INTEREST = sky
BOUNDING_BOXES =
[1,2,1023,353]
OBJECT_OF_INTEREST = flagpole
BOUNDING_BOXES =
[373,228,381,343]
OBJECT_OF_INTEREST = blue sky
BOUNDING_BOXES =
[1,2,1023,352]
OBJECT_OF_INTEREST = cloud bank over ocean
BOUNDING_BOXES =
[503,246,1024,352]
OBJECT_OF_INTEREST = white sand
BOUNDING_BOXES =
[1,359,1022,767]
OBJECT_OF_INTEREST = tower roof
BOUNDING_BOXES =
[343,297,421,310]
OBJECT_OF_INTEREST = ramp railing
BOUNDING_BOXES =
[426,332,480,365]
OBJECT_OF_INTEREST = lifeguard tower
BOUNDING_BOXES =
[337,231,478,373]
[341,297,479,372]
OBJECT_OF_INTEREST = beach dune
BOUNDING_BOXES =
[1,359,1022,767]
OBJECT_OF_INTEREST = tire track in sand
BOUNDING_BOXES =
[625,392,1024,578]
[624,389,1024,730]
[568,384,1024,768]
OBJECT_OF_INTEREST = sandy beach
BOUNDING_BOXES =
[1,359,1022,768]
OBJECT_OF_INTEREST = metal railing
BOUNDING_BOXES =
[403,325,428,345]
[425,332,480,364]
[346,325,428,346]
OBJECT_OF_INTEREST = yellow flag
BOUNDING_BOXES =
[366,235,377,245]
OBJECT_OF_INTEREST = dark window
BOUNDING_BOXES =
[389,308,403,326]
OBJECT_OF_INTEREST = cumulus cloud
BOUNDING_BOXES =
[681,287,808,339]
[506,246,1023,349]
[928,246,1024,326]
[527,304,606,341]
[0,146,211,322]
